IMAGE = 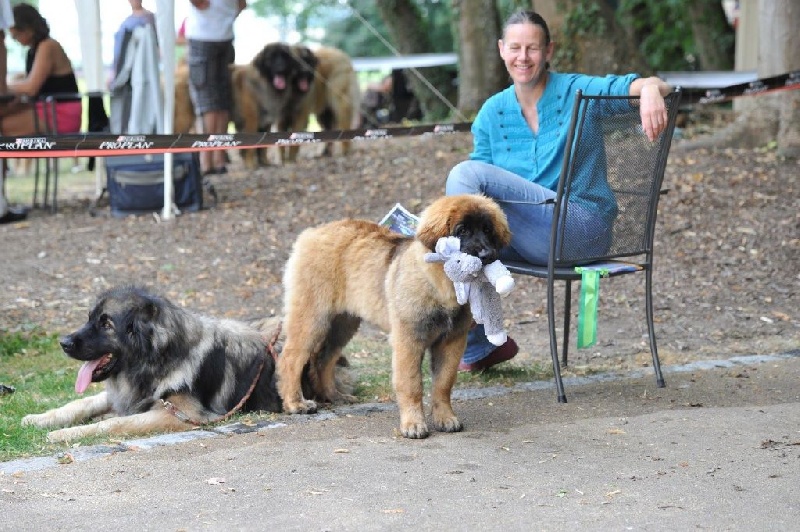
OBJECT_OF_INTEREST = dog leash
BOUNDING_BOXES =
[162,322,282,426]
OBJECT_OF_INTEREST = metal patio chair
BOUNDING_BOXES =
[31,92,84,213]
[504,89,682,403]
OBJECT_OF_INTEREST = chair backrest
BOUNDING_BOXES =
[551,90,681,266]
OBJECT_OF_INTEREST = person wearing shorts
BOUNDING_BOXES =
[185,0,247,175]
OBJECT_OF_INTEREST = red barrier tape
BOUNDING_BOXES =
[681,70,800,104]
[0,123,471,159]
[0,71,796,158]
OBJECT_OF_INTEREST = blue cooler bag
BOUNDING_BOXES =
[105,153,202,217]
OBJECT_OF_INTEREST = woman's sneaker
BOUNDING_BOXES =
[458,338,519,372]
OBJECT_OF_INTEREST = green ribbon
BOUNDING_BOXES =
[575,267,608,349]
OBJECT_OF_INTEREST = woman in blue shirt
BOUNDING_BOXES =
[448,10,671,372]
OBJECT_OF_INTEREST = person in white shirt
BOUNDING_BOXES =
[185,0,246,176]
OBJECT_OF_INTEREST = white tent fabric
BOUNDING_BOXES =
[75,0,178,218]
[74,0,104,92]
[154,0,176,217]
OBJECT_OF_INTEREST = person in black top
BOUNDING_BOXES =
[0,3,82,137]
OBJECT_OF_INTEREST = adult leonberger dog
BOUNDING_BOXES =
[22,285,347,442]
[278,194,512,439]
[249,42,318,165]
[284,44,361,161]
[173,42,316,169]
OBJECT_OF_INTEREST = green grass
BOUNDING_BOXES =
[3,159,98,206]
[0,329,83,461]
[0,330,552,463]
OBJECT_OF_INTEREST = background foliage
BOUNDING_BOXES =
[248,0,731,72]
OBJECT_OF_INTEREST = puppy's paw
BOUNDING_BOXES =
[400,420,430,439]
[283,399,318,415]
[433,414,463,433]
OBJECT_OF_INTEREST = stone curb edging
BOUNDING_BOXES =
[2,350,797,476]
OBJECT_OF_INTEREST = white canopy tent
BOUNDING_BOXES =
[67,3,457,220]
[74,0,177,219]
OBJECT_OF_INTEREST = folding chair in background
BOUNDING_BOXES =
[31,92,84,213]
[505,89,682,403]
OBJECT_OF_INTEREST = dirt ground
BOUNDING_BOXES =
[0,130,798,376]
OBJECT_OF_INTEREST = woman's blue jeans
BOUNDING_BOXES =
[446,160,612,363]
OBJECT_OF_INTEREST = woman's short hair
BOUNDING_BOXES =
[503,10,551,45]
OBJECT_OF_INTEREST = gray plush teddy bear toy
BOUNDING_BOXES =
[424,236,515,346]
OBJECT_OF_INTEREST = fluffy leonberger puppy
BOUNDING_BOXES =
[287,45,361,161]
[278,194,512,439]
[22,285,349,442]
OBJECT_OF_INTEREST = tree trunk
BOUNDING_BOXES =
[375,0,456,120]
[686,0,735,70]
[683,0,799,156]
[452,0,506,117]
[533,0,650,75]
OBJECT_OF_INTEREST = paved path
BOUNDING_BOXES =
[2,352,799,531]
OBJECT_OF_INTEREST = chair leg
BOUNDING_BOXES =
[33,158,40,207]
[51,158,59,214]
[43,159,51,209]
[547,275,567,403]
[46,100,59,214]
[562,280,572,367]
[645,267,666,388]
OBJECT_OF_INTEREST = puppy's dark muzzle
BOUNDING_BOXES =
[462,243,498,265]
[477,248,498,265]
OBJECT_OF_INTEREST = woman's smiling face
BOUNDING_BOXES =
[498,22,553,87]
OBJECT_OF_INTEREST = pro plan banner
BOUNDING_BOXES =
[0,123,473,159]
[1,70,798,159]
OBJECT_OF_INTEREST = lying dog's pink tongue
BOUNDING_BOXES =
[273,75,286,90]
[75,359,102,394]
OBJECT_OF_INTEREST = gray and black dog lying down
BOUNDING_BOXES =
[22,285,350,442]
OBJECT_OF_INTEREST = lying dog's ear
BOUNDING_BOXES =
[139,300,159,323]
[126,299,160,356]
